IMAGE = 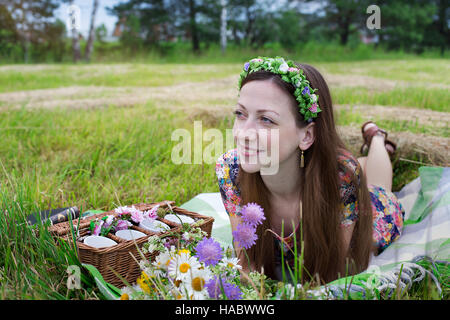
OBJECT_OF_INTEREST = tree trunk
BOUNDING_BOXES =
[339,15,351,46]
[189,0,199,53]
[84,0,99,62]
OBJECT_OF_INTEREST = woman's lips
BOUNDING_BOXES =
[238,145,262,156]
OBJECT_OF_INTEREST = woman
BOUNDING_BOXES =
[215,56,405,285]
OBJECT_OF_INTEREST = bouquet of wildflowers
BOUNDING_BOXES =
[118,203,277,300]
[118,203,330,300]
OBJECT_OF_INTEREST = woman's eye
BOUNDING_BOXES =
[233,110,244,118]
[261,117,274,124]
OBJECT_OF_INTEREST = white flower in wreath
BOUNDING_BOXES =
[311,94,317,102]
[279,62,289,73]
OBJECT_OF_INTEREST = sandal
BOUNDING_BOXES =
[360,120,397,159]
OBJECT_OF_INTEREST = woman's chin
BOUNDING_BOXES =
[240,163,261,173]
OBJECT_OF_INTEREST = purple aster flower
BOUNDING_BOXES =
[205,276,243,300]
[240,202,265,227]
[194,237,223,266]
[224,282,243,300]
[232,222,257,250]
[244,62,250,72]
[302,86,310,96]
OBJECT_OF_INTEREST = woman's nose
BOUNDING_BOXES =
[235,125,258,147]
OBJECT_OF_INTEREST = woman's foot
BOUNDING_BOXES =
[360,121,397,159]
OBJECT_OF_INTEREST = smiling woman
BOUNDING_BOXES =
[215,56,405,285]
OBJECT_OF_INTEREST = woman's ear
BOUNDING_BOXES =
[298,122,315,150]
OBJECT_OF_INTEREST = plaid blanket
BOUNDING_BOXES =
[180,166,450,299]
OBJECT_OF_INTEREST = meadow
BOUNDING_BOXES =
[0,46,448,299]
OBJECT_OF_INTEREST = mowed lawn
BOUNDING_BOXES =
[0,58,448,299]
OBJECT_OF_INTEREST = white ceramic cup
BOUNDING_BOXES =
[83,235,117,248]
[163,214,195,224]
[115,229,147,241]
[139,218,170,233]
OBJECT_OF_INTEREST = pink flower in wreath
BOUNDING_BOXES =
[309,103,318,113]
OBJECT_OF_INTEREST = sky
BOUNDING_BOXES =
[54,0,122,38]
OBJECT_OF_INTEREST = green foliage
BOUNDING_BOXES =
[376,0,438,53]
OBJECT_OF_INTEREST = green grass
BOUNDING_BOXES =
[333,86,449,112]
[2,59,448,112]
[336,108,449,137]
[0,104,221,211]
[320,59,450,85]
[0,63,241,93]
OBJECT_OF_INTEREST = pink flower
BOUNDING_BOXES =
[114,206,134,217]
[115,219,130,231]
[288,67,299,73]
[130,209,144,224]
[93,220,104,236]
[144,205,159,220]
[309,103,318,113]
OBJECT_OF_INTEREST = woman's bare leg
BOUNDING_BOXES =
[360,123,394,192]
[357,156,367,175]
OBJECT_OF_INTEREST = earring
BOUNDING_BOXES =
[300,149,304,168]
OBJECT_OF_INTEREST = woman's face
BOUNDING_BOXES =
[233,79,310,174]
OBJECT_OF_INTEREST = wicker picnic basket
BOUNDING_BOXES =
[48,200,215,288]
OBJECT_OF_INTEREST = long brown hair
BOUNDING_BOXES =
[236,62,374,284]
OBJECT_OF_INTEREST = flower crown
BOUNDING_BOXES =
[238,56,322,123]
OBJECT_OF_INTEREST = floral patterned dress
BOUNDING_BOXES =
[215,148,405,275]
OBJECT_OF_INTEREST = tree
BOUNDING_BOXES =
[2,0,67,62]
[3,0,61,62]
[84,0,99,62]
[317,0,370,46]
[375,0,437,53]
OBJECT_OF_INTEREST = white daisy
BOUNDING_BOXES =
[152,250,172,271]
[182,267,212,300]
[167,252,201,282]
[219,257,242,270]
